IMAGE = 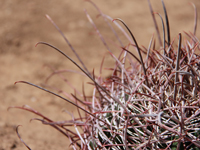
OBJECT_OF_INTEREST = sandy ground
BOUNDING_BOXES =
[1,0,200,149]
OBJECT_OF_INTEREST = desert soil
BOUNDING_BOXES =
[1,0,200,149]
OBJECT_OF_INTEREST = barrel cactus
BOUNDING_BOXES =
[11,0,200,149]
